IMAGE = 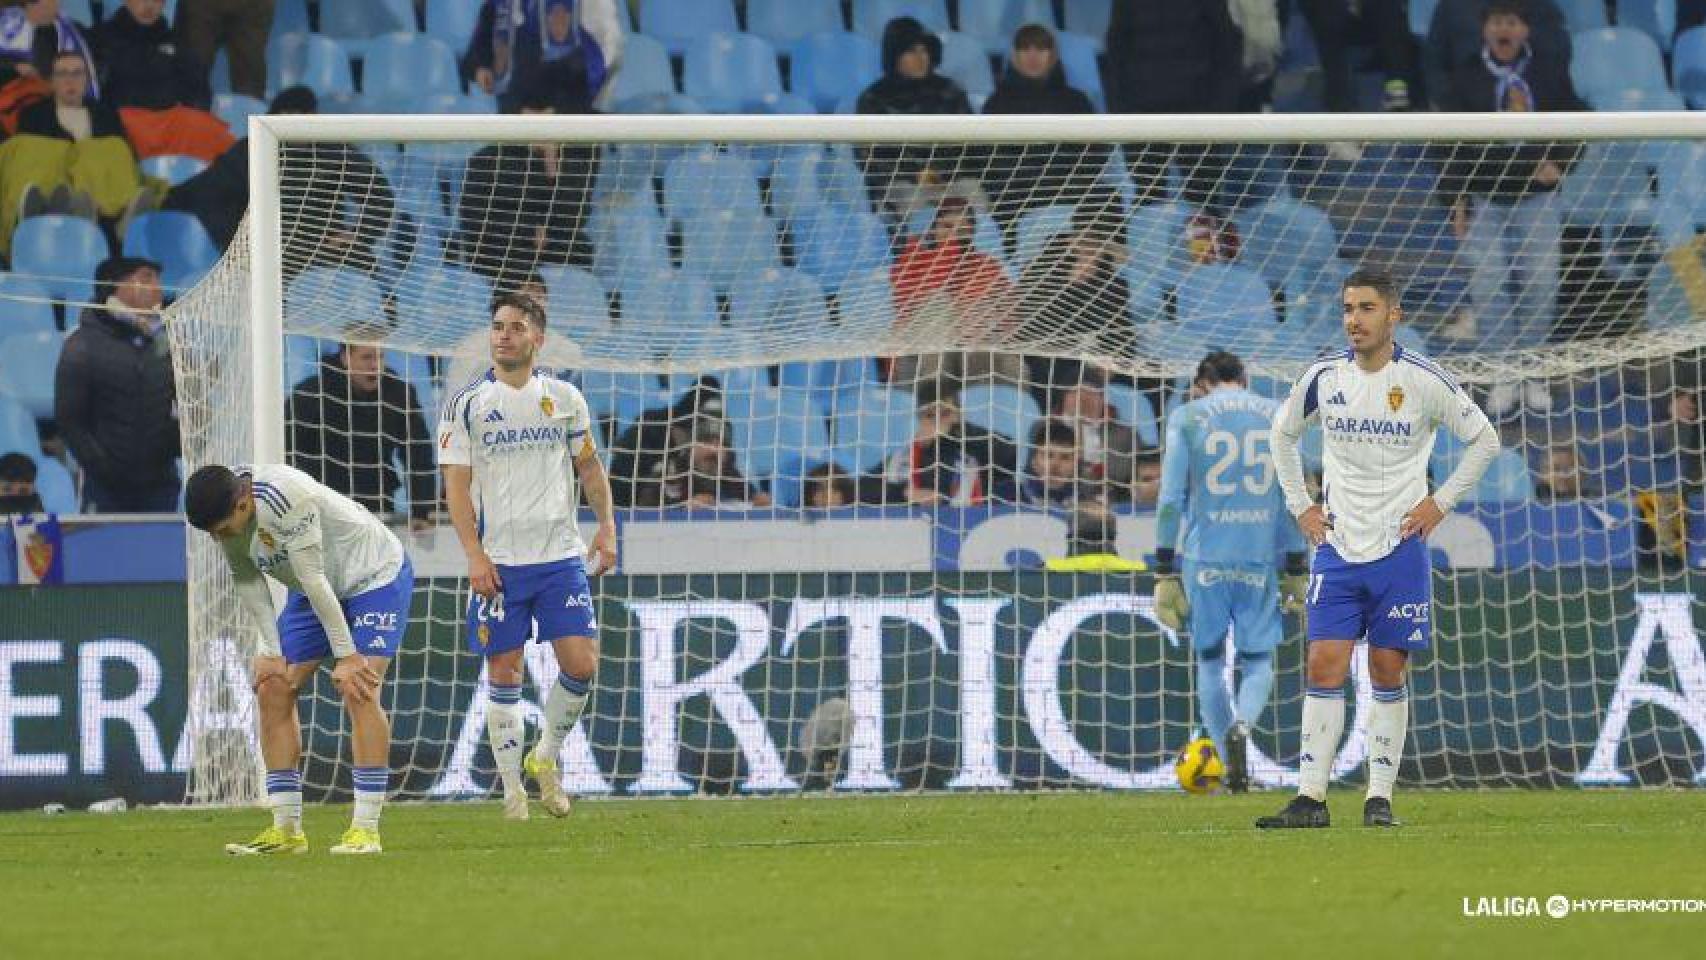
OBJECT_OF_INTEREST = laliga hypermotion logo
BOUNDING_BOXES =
[23,530,53,580]
[1387,384,1405,412]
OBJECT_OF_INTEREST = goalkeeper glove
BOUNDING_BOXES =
[1279,552,1310,615]
[1151,548,1189,632]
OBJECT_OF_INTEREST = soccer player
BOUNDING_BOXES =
[439,292,617,820]
[1258,268,1499,829]
[1153,351,1308,794]
[184,463,414,855]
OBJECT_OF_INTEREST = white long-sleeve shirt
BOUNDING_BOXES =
[1271,345,1500,564]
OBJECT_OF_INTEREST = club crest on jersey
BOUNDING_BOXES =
[477,623,491,647]
[540,396,556,417]
[1387,384,1405,412]
[258,530,275,549]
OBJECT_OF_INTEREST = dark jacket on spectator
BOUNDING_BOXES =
[88,5,208,109]
[855,17,971,196]
[164,135,246,248]
[606,380,725,508]
[457,142,597,287]
[1105,0,1243,114]
[286,357,438,520]
[54,306,179,495]
[279,141,395,275]
[866,423,1019,505]
[1436,50,1585,205]
[981,62,1104,220]
[16,93,124,139]
[1425,0,1568,107]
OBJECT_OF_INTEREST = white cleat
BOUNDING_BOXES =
[503,791,530,821]
[524,747,573,818]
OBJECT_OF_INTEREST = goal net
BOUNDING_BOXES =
[167,113,1706,806]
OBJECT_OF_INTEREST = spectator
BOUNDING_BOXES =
[0,0,97,95]
[466,0,624,113]
[1436,2,1584,350]
[1132,451,1163,508]
[286,342,438,531]
[873,397,1019,506]
[174,0,274,100]
[661,418,770,508]
[608,378,725,508]
[856,16,975,218]
[980,24,1103,229]
[1052,368,1141,499]
[1228,0,1284,110]
[888,196,1024,406]
[264,87,396,276]
[1532,443,1588,500]
[54,257,179,512]
[1425,0,1567,109]
[1015,202,1132,377]
[0,453,44,515]
[1300,0,1421,111]
[1105,0,1243,209]
[457,76,597,289]
[90,0,209,110]
[804,462,855,508]
[1655,387,1704,492]
[1014,417,1097,508]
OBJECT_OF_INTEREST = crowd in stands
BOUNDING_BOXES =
[0,1,1698,575]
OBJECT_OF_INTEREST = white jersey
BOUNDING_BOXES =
[233,463,404,596]
[437,368,596,566]
[1272,345,1493,564]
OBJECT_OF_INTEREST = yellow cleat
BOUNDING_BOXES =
[524,747,572,818]
[224,824,308,856]
[329,826,383,855]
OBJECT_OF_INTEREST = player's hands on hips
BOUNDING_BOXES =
[1297,504,1332,546]
[250,655,287,694]
[1153,575,1189,632]
[331,655,381,704]
[467,550,502,599]
[1400,496,1445,540]
[588,525,617,576]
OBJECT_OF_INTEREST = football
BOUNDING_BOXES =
[1174,736,1226,794]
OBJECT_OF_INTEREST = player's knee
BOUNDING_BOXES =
[1235,651,1272,669]
[1305,644,1351,687]
[1196,640,1225,662]
[256,675,296,713]
[558,638,597,680]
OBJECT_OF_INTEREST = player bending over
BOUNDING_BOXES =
[1258,269,1498,829]
[1153,350,1308,793]
[185,463,414,855]
[439,293,617,820]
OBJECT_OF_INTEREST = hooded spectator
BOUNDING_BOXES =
[856,16,974,217]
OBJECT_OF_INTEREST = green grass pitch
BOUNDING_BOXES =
[2,791,1701,959]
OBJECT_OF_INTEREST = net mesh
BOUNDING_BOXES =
[164,124,1706,805]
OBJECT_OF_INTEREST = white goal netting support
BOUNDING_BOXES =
[170,113,1706,807]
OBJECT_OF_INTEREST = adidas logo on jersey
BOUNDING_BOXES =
[1326,391,1348,406]
[484,409,505,423]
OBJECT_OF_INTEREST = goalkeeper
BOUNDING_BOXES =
[1152,351,1307,793]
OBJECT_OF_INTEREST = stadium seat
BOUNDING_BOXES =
[748,0,844,49]
[425,0,484,49]
[1463,449,1536,503]
[851,0,950,39]
[393,265,489,351]
[779,357,875,419]
[1557,141,1658,225]
[11,215,107,307]
[937,31,995,101]
[362,33,461,100]
[274,0,313,38]
[591,198,671,287]
[639,0,738,55]
[835,266,895,328]
[663,148,764,223]
[902,202,1002,256]
[770,146,831,223]
[1013,204,1075,267]
[959,0,1058,54]
[831,385,916,471]
[34,456,76,514]
[1675,27,1706,107]
[683,32,784,113]
[576,369,668,429]
[285,268,385,340]
[62,0,94,26]
[1570,28,1668,101]
[608,33,676,108]
[1163,264,1276,362]
[375,91,497,114]
[322,0,419,57]
[1586,87,1686,111]
[1407,0,1438,36]
[789,31,882,112]
[1234,197,1342,302]
[0,331,60,420]
[1125,201,1195,295]
[269,33,355,97]
[0,394,43,458]
[1621,0,1679,52]
[0,277,60,335]
[122,211,221,292]
[1064,0,1112,47]
[771,449,838,508]
[620,268,719,342]
[796,208,893,291]
[537,266,612,345]
[213,93,266,133]
[680,209,782,292]
[735,388,829,481]
[1104,382,1160,448]
[138,154,207,187]
[959,383,1040,445]
[1559,0,1610,31]
[730,267,830,333]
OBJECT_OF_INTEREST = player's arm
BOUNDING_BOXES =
[1271,366,1327,545]
[263,492,380,701]
[574,434,618,576]
[219,536,282,659]
[1151,414,1190,632]
[437,394,501,599]
[1402,376,1501,539]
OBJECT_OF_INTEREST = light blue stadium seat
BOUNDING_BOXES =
[213,93,266,133]
[425,0,484,49]
[796,208,892,291]
[269,33,355,97]
[748,0,845,49]
[620,268,719,342]
[286,268,387,340]
[1104,382,1160,448]
[821,143,876,212]
[12,216,107,308]
[0,331,60,420]
[1159,263,1275,363]
[831,385,916,471]
[751,92,817,114]
[34,456,76,514]
[0,394,43,458]
[1558,141,1658,225]
[1408,0,1439,36]
[1064,0,1112,49]
[537,266,612,345]
[730,267,829,332]
[735,388,829,481]
[123,212,220,292]
[609,33,675,107]
[680,209,781,292]
[1125,201,1195,295]
[937,31,994,101]
[1587,86,1686,110]
[0,277,59,335]
[663,147,764,222]
[284,334,327,391]
[778,357,873,419]
[1570,28,1668,101]
[959,0,1057,54]
[770,146,832,223]
[771,448,837,507]
[576,369,667,429]
[1675,27,1706,107]
[363,32,461,100]
[322,0,418,58]
[138,153,207,187]
[852,0,950,39]
[640,0,738,55]
[834,266,895,328]
[959,383,1041,445]
[789,31,882,112]
[1621,0,1678,52]
[1463,449,1536,504]
[394,265,489,350]
[62,0,95,26]
[274,0,312,37]
[683,32,784,112]
[1234,197,1341,301]
[377,91,497,114]
[591,198,671,287]
[1013,203,1075,266]
[1559,0,1610,31]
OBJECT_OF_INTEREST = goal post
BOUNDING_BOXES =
[167,110,1706,807]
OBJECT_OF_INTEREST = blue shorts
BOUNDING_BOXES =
[1306,536,1431,650]
[467,557,598,656]
[1183,560,1283,657]
[278,557,414,664]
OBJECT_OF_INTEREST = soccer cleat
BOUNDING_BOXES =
[224,825,308,856]
[329,826,383,855]
[1363,796,1402,828]
[503,791,530,821]
[1223,722,1250,794]
[524,747,572,818]
[1255,795,1330,829]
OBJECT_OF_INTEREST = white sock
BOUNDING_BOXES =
[540,672,591,760]
[351,766,387,831]
[486,683,525,797]
[265,769,301,832]
[1366,685,1410,800]
[1297,687,1347,802]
